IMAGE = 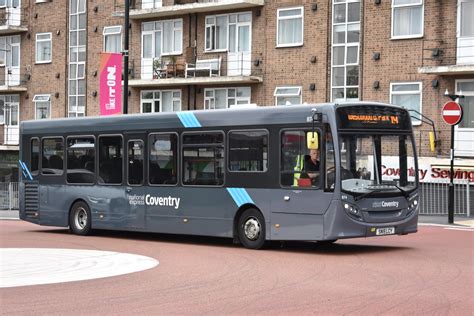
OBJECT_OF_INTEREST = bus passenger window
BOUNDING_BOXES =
[229,130,268,172]
[325,128,335,191]
[67,137,95,184]
[128,140,144,185]
[98,136,123,184]
[182,132,224,186]
[31,138,39,175]
[42,138,64,175]
[149,133,177,185]
[280,130,321,188]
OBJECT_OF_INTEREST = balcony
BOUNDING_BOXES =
[0,8,28,35]
[114,0,264,19]
[0,66,28,93]
[127,54,263,88]
[418,39,474,75]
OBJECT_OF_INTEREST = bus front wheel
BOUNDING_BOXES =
[238,208,266,250]
[69,201,92,236]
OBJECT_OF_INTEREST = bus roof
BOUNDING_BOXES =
[21,102,405,135]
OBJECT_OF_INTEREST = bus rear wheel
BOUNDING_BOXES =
[238,208,266,250]
[69,201,92,236]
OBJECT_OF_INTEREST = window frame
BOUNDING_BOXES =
[103,25,122,53]
[181,130,226,187]
[276,6,304,48]
[227,129,269,173]
[41,136,65,176]
[279,127,323,189]
[456,79,474,130]
[389,81,423,126]
[30,137,40,176]
[97,134,124,186]
[204,87,251,110]
[33,94,51,120]
[391,0,424,39]
[65,135,96,185]
[148,132,179,187]
[274,86,302,106]
[141,19,183,58]
[140,89,182,113]
[35,32,52,64]
[127,139,145,187]
[204,12,252,53]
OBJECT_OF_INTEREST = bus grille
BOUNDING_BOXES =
[24,182,39,217]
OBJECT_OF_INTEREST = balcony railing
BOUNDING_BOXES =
[0,8,28,34]
[127,54,263,86]
[114,0,264,18]
[0,65,28,91]
[419,39,474,75]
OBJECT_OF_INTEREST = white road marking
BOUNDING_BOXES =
[444,227,474,232]
[0,248,159,288]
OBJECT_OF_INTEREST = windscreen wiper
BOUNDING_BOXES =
[382,182,409,198]
[354,189,385,201]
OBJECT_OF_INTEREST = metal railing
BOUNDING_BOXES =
[419,179,471,216]
[0,8,27,27]
[0,182,19,210]
[114,0,232,12]
[421,39,474,67]
[128,54,263,81]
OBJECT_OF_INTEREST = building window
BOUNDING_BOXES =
[229,130,268,172]
[205,12,251,52]
[331,0,360,102]
[103,26,122,53]
[35,33,52,63]
[141,90,181,113]
[456,80,474,129]
[142,19,182,58]
[277,7,304,47]
[182,132,224,186]
[390,82,422,125]
[33,94,51,119]
[204,87,251,110]
[274,86,302,105]
[68,0,87,117]
[0,0,20,7]
[0,101,4,124]
[392,0,423,38]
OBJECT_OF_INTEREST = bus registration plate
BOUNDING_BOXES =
[376,227,395,236]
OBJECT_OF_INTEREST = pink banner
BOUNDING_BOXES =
[99,53,122,115]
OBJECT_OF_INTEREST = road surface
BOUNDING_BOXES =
[1,220,472,315]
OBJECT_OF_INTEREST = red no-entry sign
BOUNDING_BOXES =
[442,101,462,125]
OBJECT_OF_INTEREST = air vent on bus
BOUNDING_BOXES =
[24,182,39,217]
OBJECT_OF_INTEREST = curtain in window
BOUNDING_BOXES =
[393,6,422,36]
[461,1,474,37]
[105,34,120,53]
[392,93,420,121]
[278,18,302,45]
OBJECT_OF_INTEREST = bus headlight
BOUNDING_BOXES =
[343,202,363,221]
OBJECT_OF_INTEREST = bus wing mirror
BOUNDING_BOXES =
[429,131,436,152]
[307,132,319,150]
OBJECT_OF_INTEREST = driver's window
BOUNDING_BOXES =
[280,129,321,188]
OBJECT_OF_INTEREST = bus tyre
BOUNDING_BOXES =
[238,209,266,250]
[69,201,92,236]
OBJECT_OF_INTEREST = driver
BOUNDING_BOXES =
[303,149,320,183]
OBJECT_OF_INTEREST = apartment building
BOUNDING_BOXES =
[0,0,473,181]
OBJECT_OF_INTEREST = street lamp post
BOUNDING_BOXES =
[123,0,130,114]
[443,89,464,224]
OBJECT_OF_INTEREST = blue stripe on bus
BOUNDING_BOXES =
[226,188,254,207]
[177,112,202,128]
[19,160,33,180]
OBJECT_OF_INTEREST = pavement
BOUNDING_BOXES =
[1,209,473,227]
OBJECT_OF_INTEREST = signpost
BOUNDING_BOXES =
[441,100,463,224]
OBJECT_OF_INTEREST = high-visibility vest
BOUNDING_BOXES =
[293,154,305,186]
